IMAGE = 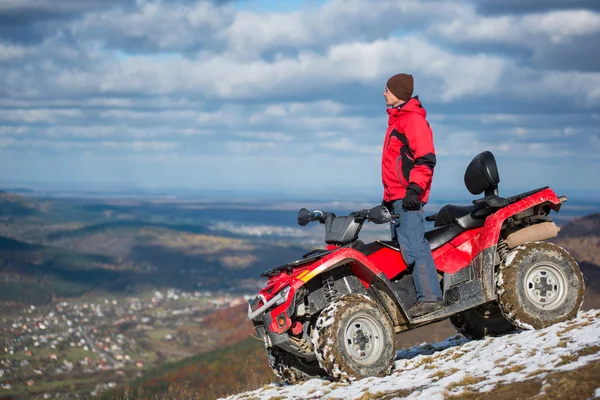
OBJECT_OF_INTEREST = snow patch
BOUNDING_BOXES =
[225,310,600,400]
[505,248,520,266]
[512,319,535,331]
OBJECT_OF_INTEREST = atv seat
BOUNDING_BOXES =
[433,203,495,230]
[423,151,506,249]
[425,202,497,250]
[425,223,463,250]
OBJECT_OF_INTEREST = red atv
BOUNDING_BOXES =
[248,151,584,383]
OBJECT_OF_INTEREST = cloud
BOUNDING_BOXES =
[0,0,234,44]
[318,137,381,155]
[0,42,28,62]
[1,36,506,103]
[235,131,295,142]
[72,1,235,53]
[225,0,461,57]
[0,0,135,43]
[0,0,598,195]
[225,141,280,153]
[433,9,600,72]
[0,108,83,123]
[0,138,178,152]
[470,0,600,15]
[435,10,600,43]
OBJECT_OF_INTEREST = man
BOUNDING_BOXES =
[382,73,444,317]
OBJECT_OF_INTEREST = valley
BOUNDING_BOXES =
[1,190,599,399]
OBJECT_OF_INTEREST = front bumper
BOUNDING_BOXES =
[247,289,288,320]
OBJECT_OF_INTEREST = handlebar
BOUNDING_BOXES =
[297,205,396,226]
[297,208,330,226]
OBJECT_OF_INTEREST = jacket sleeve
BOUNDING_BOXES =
[405,115,436,192]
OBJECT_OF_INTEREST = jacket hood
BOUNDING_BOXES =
[387,97,427,119]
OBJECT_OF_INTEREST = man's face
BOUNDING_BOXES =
[383,86,402,107]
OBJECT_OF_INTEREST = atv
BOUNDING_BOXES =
[247,151,584,383]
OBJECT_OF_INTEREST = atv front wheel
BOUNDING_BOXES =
[265,345,327,385]
[311,294,395,382]
[449,302,516,340]
[497,241,584,330]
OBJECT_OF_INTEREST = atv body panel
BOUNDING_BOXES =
[249,151,578,383]
[250,187,562,336]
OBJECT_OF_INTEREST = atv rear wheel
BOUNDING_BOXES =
[449,302,516,340]
[311,294,395,382]
[265,345,327,385]
[497,241,584,330]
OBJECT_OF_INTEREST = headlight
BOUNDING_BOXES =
[274,286,291,306]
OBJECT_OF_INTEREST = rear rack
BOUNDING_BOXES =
[506,186,549,204]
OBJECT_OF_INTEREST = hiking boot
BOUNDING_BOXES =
[408,299,445,317]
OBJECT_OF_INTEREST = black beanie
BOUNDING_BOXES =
[386,73,414,102]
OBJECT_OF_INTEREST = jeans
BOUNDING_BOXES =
[391,201,443,302]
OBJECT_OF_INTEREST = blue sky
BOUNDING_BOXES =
[0,0,599,200]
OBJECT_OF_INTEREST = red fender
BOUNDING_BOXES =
[473,187,561,255]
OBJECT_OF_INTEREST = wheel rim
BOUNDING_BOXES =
[343,314,384,365]
[523,262,569,311]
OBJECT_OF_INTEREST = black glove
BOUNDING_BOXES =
[402,184,423,211]
[381,199,393,212]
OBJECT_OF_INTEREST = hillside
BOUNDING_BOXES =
[0,192,308,301]
[0,235,126,302]
[100,212,600,399]
[558,213,600,238]
[102,304,271,400]
[552,213,600,269]
[0,191,44,218]
[225,310,600,400]
[552,213,600,309]
[0,225,304,300]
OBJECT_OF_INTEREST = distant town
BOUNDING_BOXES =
[0,289,250,398]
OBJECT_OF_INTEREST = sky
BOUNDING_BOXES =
[0,0,599,200]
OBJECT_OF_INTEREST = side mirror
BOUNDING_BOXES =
[297,208,311,226]
[368,205,392,224]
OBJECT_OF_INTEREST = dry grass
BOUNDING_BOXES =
[431,368,459,380]
[415,355,435,367]
[447,375,486,391]
[369,392,389,399]
[500,365,526,375]
[556,354,578,367]
[558,320,592,336]
[107,385,206,400]
[449,359,600,400]
[364,389,413,400]
[449,351,465,361]
[578,345,600,357]
[358,392,388,400]
[525,368,550,379]
[327,382,347,390]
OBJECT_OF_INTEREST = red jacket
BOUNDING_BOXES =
[381,97,436,203]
